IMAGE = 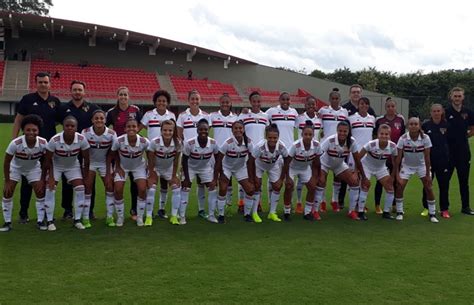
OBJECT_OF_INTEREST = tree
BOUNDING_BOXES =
[357,67,378,91]
[309,69,327,79]
[0,0,53,16]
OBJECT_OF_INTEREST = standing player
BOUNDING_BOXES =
[394,117,438,223]
[44,116,90,230]
[177,90,210,219]
[1,115,48,232]
[252,124,291,222]
[284,121,322,221]
[373,98,405,214]
[318,90,349,212]
[215,121,255,223]
[140,90,176,219]
[180,119,219,225]
[111,119,149,227]
[146,120,182,226]
[82,110,117,227]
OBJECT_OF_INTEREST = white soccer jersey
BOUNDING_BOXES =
[397,133,432,167]
[147,136,180,173]
[295,112,322,141]
[82,126,116,166]
[6,136,48,171]
[252,140,289,172]
[183,137,219,171]
[238,110,269,144]
[141,108,176,141]
[361,139,398,171]
[266,105,298,149]
[288,139,322,171]
[320,135,358,168]
[176,108,209,141]
[111,134,149,171]
[219,136,253,172]
[349,112,376,148]
[209,110,238,145]
[47,132,90,169]
[319,106,349,141]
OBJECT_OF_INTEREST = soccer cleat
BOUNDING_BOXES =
[395,213,404,221]
[252,212,262,223]
[208,215,218,223]
[169,216,180,225]
[157,209,168,219]
[47,221,56,231]
[330,201,340,212]
[358,212,368,221]
[244,214,253,222]
[106,217,116,227]
[420,208,429,217]
[303,213,313,221]
[441,210,451,219]
[62,211,73,220]
[144,216,153,226]
[267,213,281,222]
[429,215,439,223]
[130,209,137,221]
[218,215,226,224]
[375,205,383,214]
[74,221,85,230]
[348,211,359,220]
[283,213,291,221]
[0,222,12,232]
[295,203,303,214]
[19,216,29,224]
[198,210,209,219]
[312,211,321,221]
[82,219,92,229]
[37,221,47,231]
[179,217,187,225]
[320,201,327,213]
[461,207,474,215]
[136,217,144,227]
[382,212,394,220]
[116,216,124,227]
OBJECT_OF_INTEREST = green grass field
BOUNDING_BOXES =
[0,123,473,305]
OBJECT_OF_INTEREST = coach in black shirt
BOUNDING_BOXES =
[57,80,100,218]
[342,84,376,116]
[445,87,474,215]
[12,72,61,223]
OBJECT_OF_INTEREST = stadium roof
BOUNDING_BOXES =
[0,11,256,64]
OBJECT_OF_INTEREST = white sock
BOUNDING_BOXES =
[82,194,91,220]
[358,190,368,212]
[296,179,303,203]
[159,189,168,210]
[146,185,156,217]
[171,187,181,217]
[252,192,261,214]
[348,187,359,212]
[239,185,245,201]
[45,188,56,222]
[332,182,341,202]
[137,197,146,218]
[304,201,313,215]
[208,189,217,216]
[106,192,115,218]
[244,194,253,215]
[217,195,226,216]
[395,198,404,213]
[314,186,325,211]
[73,185,85,221]
[270,191,280,214]
[197,185,206,211]
[35,197,45,223]
[179,189,190,218]
[226,186,233,205]
[384,191,394,212]
[114,199,125,218]
[2,197,13,223]
[427,200,436,215]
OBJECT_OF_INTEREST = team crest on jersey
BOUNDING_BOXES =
[129,112,137,119]
[394,122,401,129]
[48,101,56,109]
[82,105,89,112]
[440,128,447,134]
[462,113,468,120]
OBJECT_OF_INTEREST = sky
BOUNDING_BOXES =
[49,0,474,74]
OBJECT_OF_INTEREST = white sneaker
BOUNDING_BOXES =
[116,216,124,227]
[395,213,404,221]
[136,216,144,227]
[179,217,187,225]
[74,221,85,230]
[208,215,218,223]
[47,223,56,231]
[429,215,439,223]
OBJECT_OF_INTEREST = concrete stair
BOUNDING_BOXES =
[2,60,30,98]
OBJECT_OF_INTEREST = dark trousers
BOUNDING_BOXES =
[19,176,33,218]
[374,162,395,206]
[129,173,138,213]
[61,175,73,213]
[422,166,450,211]
[338,181,347,206]
[448,153,471,209]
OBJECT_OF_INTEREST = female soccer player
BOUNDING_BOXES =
[315,121,362,221]
[1,115,48,232]
[45,116,90,230]
[140,90,176,219]
[177,90,210,219]
[111,118,149,227]
[394,117,439,223]
[147,120,182,226]
[252,124,291,222]
[180,119,219,225]
[215,121,255,223]
[82,110,117,227]
[284,121,322,221]
[357,124,398,220]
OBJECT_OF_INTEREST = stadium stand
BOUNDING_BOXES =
[246,87,327,108]
[170,75,242,103]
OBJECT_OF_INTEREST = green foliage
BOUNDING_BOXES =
[0,0,53,16]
